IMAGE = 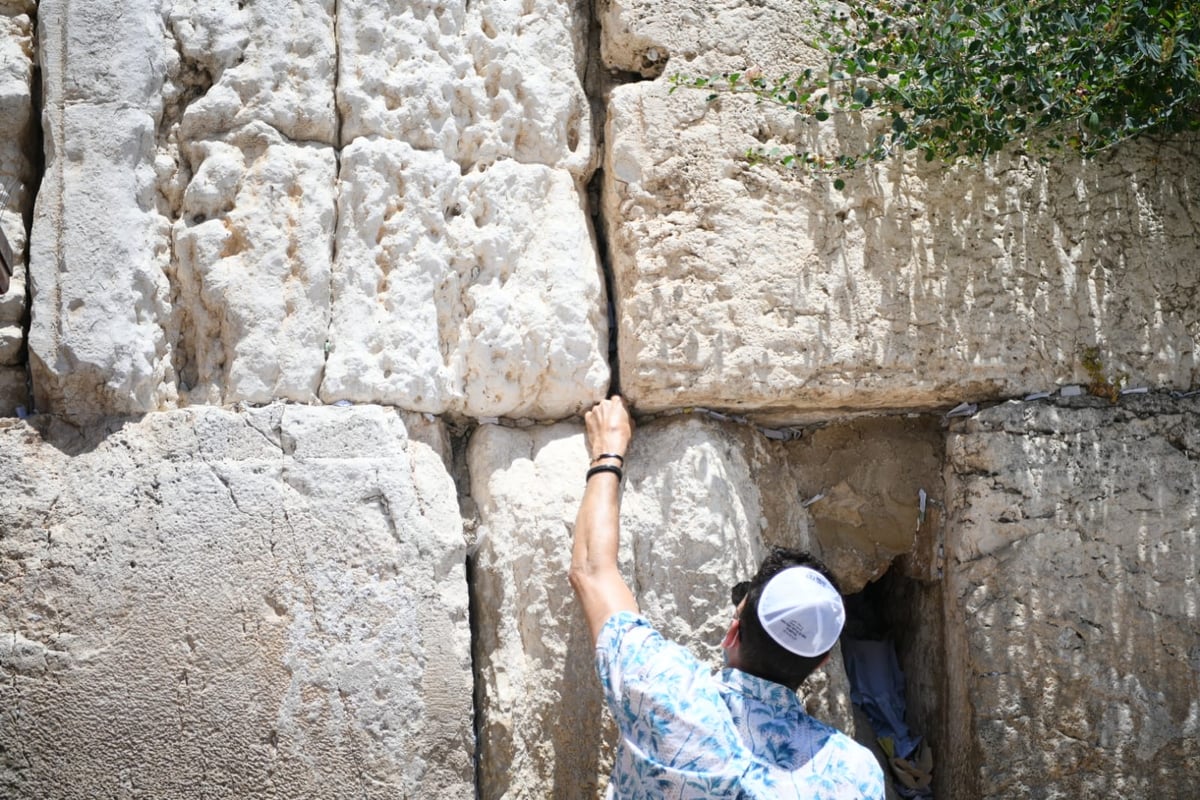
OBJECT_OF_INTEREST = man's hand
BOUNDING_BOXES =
[585,396,633,463]
[570,396,639,644]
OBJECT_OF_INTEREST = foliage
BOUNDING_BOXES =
[670,0,1200,175]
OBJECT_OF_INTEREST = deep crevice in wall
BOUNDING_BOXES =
[3,4,41,418]
[843,566,949,800]
[581,0,649,397]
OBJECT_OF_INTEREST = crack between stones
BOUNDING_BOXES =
[17,2,42,417]
[317,0,344,404]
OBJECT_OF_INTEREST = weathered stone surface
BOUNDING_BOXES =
[30,0,176,416]
[173,130,335,404]
[0,364,24,414]
[1,8,37,413]
[170,0,337,146]
[468,414,931,795]
[943,397,1200,798]
[776,416,944,589]
[323,138,608,418]
[30,0,606,420]
[0,405,473,799]
[602,77,1200,419]
[599,0,820,77]
[338,0,594,176]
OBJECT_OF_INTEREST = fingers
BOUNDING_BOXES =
[585,395,633,458]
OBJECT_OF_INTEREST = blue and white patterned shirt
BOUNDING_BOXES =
[596,611,885,799]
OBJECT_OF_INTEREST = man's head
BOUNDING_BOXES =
[723,548,844,690]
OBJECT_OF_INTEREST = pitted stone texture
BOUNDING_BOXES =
[324,138,608,418]
[599,0,821,77]
[469,415,882,797]
[0,7,35,308]
[0,405,473,799]
[943,397,1200,798]
[604,84,1200,420]
[169,0,337,146]
[30,0,177,417]
[338,0,593,176]
[173,129,335,404]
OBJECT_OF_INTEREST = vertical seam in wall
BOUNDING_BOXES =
[21,1,44,414]
[321,0,342,400]
[584,0,620,398]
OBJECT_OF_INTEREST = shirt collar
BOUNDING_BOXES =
[717,667,803,709]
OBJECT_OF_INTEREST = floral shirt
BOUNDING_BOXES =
[596,611,885,799]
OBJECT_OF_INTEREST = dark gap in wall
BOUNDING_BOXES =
[445,418,485,800]
[842,566,948,800]
[12,4,41,417]
[581,0,647,397]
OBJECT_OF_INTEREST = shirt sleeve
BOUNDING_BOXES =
[595,611,750,780]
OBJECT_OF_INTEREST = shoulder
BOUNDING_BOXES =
[596,610,708,682]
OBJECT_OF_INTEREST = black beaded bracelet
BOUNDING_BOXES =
[591,453,625,464]
[586,464,624,482]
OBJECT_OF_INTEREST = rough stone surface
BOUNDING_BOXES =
[602,66,1200,419]
[338,0,594,176]
[30,0,176,416]
[468,413,937,796]
[323,139,608,418]
[173,131,336,405]
[943,397,1200,799]
[0,405,473,799]
[598,0,822,77]
[0,364,24,414]
[29,0,607,420]
[0,7,37,413]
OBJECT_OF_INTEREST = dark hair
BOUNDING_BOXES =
[735,548,842,690]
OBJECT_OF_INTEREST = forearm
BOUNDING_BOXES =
[570,468,623,577]
[569,398,638,643]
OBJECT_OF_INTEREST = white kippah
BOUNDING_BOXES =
[756,566,845,657]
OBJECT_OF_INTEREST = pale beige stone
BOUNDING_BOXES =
[604,81,1200,419]
[29,0,176,416]
[338,0,594,176]
[173,128,335,405]
[171,0,337,146]
[943,396,1200,798]
[0,405,473,799]
[599,0,821,77]
[323,138,608,418]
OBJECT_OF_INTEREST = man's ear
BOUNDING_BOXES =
[721,617,741,651]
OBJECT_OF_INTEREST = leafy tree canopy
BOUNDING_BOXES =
[671,0,1200,178]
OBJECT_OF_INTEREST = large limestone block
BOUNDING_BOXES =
[468,414,904,797]
[604,79,1200,418]
[30,0,177,416]
[169,0,337,145]
[324,138,608,418]
[943,397,1200,798]
[173,127,335,404]
[0,405,473,799]
[599,0,820,77]
[338,0,593,175]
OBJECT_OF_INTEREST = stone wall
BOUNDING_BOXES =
[943,396,1200,799]
[1,0,1198,797]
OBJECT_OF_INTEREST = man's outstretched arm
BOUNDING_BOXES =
[569,396,639,644]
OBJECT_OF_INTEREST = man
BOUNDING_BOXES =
[569,396,885,799]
